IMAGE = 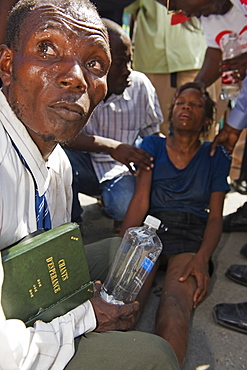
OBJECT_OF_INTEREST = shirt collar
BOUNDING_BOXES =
[101,86,132,107]
[0,90,51,196]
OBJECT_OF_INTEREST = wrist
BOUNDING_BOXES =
[224,122,242,135]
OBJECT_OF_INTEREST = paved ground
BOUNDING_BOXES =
[80,189,247,370]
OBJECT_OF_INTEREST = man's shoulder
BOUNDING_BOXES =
[130,70,152,85]
[128,70,155,96]
[143,134,164,145]
[201,3,244,26]
[201,142,231,162]
[231,0,247,15]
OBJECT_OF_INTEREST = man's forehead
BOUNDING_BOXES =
[20,5,108,40]
[178,88,204,97]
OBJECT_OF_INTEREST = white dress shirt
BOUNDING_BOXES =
[0,90,96,369]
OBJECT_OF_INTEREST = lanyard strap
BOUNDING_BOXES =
[11,141,52,231]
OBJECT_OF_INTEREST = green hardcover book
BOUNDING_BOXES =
[1,222,94,326]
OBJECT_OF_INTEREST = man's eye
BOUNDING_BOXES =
[38,42,56,57]
[87,59,105,74]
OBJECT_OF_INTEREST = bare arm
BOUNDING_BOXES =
[194,47,222,87]
[119,168,152,236]
[195,47,243,155]
[64,132,154,174]
[179,191,226,307]
[210,67,247,155]
[210,122,242,155]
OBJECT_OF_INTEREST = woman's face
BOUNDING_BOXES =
[171,88,207,133]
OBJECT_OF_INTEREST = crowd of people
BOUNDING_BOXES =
[0,0,247,369]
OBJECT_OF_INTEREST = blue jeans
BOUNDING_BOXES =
[64,149,136,222]
[100,174,136,221]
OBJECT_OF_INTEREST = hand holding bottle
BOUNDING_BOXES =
[101,215,162,305]
[221,32,242,100]
[221,52,247,81]
[90,281,139,332]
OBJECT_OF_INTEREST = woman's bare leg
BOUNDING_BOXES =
[155,254,196,368]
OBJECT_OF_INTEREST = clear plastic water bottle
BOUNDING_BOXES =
[221,32,242,100]
[100,215,162,305]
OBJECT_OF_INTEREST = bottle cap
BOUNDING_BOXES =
[228,32,237,40]
[144,215,161,230]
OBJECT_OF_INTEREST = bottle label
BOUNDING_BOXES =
[141,257,154,273]
[221,70,239,85]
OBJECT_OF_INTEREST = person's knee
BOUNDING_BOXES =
[102,196,129,220]
[101,176,136,220]
[156,294,193,334]
[134,332,179,369]
[68,331,179,370]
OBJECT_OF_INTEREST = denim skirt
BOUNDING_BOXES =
[152,210,207,255]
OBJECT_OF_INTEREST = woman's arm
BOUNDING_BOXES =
[179,191,226,307]
[119,168,152,236]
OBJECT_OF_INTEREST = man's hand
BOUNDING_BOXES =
[90,281,139,332]
[64,133,154,175]
[221,52,247,81]
[210,123,242,156]
[108,143,154,175]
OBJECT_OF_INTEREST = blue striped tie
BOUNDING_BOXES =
[12,142,52,230]
[35,188,52,230]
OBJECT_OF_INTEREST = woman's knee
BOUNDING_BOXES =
[157,292,194,330]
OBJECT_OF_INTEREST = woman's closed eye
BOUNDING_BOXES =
[175,100,204,108]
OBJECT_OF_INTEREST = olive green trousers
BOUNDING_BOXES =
[66,237,179,370]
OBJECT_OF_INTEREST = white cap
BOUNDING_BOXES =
[144,215,161,230]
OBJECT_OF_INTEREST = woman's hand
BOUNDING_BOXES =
[179,256,210,308]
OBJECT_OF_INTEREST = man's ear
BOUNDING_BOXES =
[0,45,13,86]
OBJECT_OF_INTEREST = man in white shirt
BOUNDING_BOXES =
[0,0,179,369]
